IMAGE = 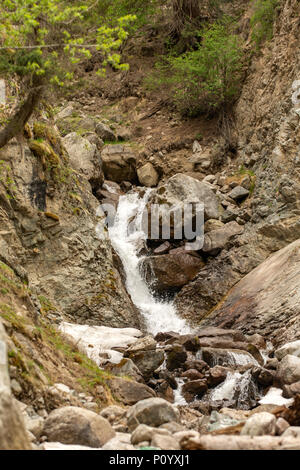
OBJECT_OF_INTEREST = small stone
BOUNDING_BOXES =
[241,412,276,437]
[228,186,250,201]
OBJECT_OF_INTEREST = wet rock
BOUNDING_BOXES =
[182,379,208,402]
[95,122,117,142]
[197,327,247,343]
[184,359,209,373]
[181,335,200,352]
[256,368,275,387]
[241,412,276,436]
[181,369,204,381]
[101,144,137,183]
[43,406,115,447]
[202,347,259,368]
[277,355,300,385]
[166,345,187,371]
[128,349,164,381]
[228,186,249,201]
[155,381,174,403]
[275,340,300,361]
[208,366,230,387]
[137,163,159,187]
[126,398,179,431]
[107,377,156,405]
[140,252,205,293]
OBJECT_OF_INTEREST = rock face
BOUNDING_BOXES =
[62,132,103,186]
[140,251,205,292]
[43,406,115,447]
[199,239,300,346]
[126,398,179,431]
[101,144,137,183]
[0,322,31,450]
[137,163,159,187]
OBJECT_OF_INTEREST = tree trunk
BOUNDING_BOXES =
[0,79,44,149]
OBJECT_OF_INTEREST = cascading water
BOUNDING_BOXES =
[108,190,191,336]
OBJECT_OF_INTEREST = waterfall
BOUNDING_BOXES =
[108,190,191,336]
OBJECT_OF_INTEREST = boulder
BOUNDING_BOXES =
[228,186,250,201]
[166,345,188,371]
[131,424,170,445]
[126,335,157,353]
[100,405,126,424]
[181,369,204,381]
[151,433,180,450]
[202,221,244,255]
[43,406,115,447]
[102,433,135,450]
[182,379,208,402]
[140,252,205,293]
[107,377,156,405]
[283,382,300,398]
[63,132,103,185]
[241,412,276,437]
[128,349,164,381]
[181,435,300,450]
[108,358,144,383]
[202,347,259,368]
[137,163,159,187]
[126,398,179,431]
[282,427,300,438]
[208,366,230,387]
[275,418,290,436]
[95,122,117,142]
[275,340,300,361]
[199,239,300,346]
[0,322,31,450]
[204,219,224,232]
[277,354,300,385]
[101,144,137,183]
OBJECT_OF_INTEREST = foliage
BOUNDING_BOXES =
[250,0,279,48]
[146,21,243,116]
[0,0,136,84]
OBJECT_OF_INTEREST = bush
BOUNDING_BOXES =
[146,21,243,116]
[250,0,279,48]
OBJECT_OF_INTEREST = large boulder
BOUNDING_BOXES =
[126,398,179,431]
[137,163,159,187]
[107,377,156,405]
[150,173,222,221]
[275,341,300,361]
[202,221,244,255]
[198,239,300,346]
[241,412,276,437]
[277,355,300,385]
[0,322,31,450]
[127,349,164,381]
[63,132,103,186]
[43,406,115,447]
[101,144,137,183]
[140,251,205,293]
[202,347,259,368]
[95,122,117,142]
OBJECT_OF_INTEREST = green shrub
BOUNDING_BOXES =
[146,21,243,116]
[250,0,279,48]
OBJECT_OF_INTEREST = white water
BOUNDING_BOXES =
[210,370,259,409]
[109,191,191,336]
[174,378,188,405]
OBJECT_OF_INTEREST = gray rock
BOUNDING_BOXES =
[63,132,102,184]
[282,427,300,438]
[137,163,159,187]
[101,144,137,183]
[151,433,180,450]
[100,405,126,424]
[43,406,115,447]
[131,424,170,445]
[202,221,244,254]
[107,377,156,405]
[126,398,179,431]
[275,340,300,361]
[228,186,250,201]
[95,122,117,142]
[102,432,135,450]
[277,354,300,385]
[275,418,290,436]
[241,412,276,436]
[0,322,31,450]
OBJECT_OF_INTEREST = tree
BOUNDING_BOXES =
[0,0,135,148]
